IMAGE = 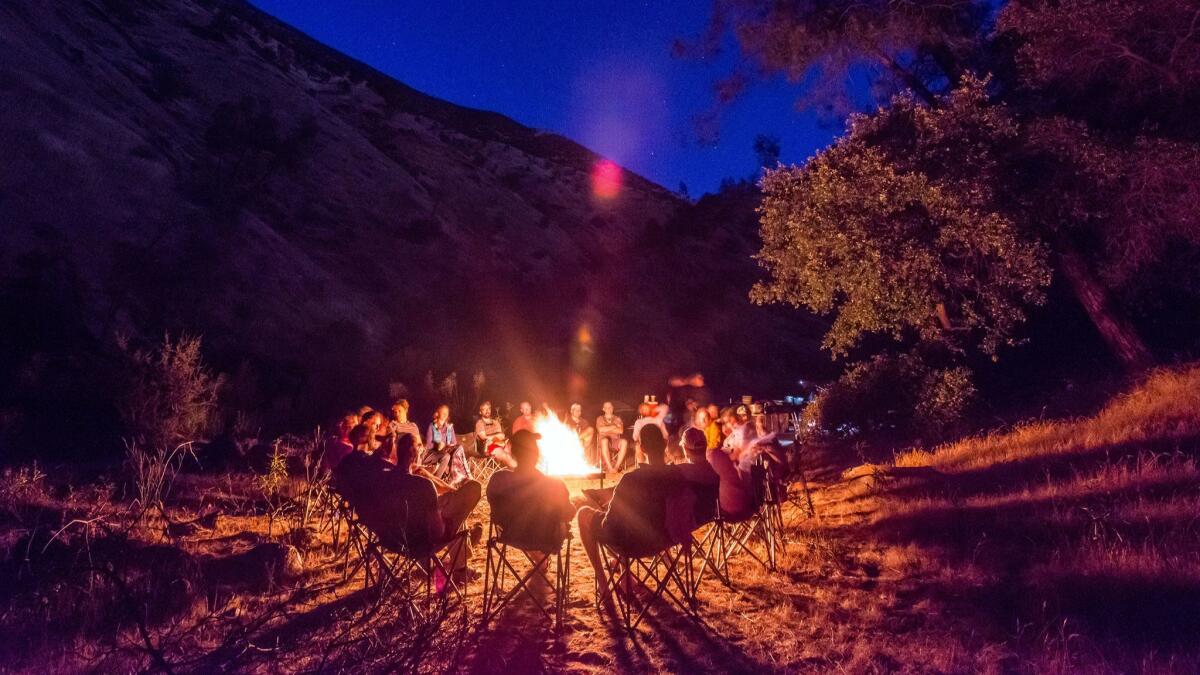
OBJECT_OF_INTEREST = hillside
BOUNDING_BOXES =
[0,0,827,450]
[805,364,1200,672]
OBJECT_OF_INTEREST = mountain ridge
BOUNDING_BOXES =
[0,0,826,451]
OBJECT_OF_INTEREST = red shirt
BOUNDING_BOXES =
[512,415,535,434]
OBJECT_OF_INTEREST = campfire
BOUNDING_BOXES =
[534,408,600,477]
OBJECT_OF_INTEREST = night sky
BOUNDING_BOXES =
[249,0,838,196]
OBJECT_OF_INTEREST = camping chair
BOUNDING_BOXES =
[336,496,471,620]
[594,537,700,631]
[462,432,505,485]
[479,521,572,631]
[328,495,371,579]
[685,515,736,595]
[784,412,818,520]
[720,456,788,571]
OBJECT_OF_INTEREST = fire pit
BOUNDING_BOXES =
[533,408,607,492]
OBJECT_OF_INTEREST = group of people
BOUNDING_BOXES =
[324,381,788,599]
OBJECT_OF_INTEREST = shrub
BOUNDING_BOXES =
[117,333,223,450]
[802,352,975,444]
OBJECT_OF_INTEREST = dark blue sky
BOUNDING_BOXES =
[250,1,840,196]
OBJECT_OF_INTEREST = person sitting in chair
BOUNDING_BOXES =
[595,401,628,473]
[338,434,481,582]
[511,401,536,434]
[474,401,516,468]
[577,425,695,596]
[424,404,470,485]
[388,399,424,451]
[631,396,668,464]
[486,429,574,552]
[677,427,720,527]
[567,403,595,462]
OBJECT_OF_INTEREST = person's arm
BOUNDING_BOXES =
[475,418,487,439]
[416,466,455,494]
[423,481,445,542]
[556,482,574,523]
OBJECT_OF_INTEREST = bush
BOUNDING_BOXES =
[117,334,223,449]
[802,352,975,444]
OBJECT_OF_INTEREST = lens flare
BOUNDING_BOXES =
[591,160,622,199]
[534,408,599,477]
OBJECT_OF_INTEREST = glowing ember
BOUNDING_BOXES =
[534,408,599,476]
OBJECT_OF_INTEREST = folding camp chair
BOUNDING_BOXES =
[336,498,470,620]
[594,538,699,630]
[785,412,818,520]
[692,456,788,579]
[723,456,787,571]
[462,432,504,484]
[479,522,572,631]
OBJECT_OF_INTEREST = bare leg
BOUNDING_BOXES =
[528,550,549,603]
[598,437,612,473]
[491,446,518,468]
[576,506,611,609]
[613,438,629,472]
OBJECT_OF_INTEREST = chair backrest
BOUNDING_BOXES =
[488,471,570,553]
[601,467,692,557]
[335,453,439,556]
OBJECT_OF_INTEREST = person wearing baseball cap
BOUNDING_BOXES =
[486,429,574,553]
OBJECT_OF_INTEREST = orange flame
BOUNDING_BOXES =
[534,408,599,476]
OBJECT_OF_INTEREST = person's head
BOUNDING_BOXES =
[349,423,371,449]
[735,404,750,424]
[570,402,583,420]
[391,399,410,422]
[720,407,739,434]
[357,405,374,418]
[602,401,614,416]
[394,433,418,471]
[509,429,541,470]
[479,400,493,419]
[337,413,357,438]
[706,403,720,421]
[639,425,667,465]
[362,410,382,430]
[685,397,698,413]
[682,427,707,462]
[519,401,532,417]
[694,408,711,428]
[434,404,450,424]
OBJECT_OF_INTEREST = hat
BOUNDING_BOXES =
[510,428,541,453]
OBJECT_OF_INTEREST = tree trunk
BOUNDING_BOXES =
[1056,245,1154,372]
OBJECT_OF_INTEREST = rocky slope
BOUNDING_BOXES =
[0,0,826,448]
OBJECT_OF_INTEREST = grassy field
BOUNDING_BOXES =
[1,365,1198,672]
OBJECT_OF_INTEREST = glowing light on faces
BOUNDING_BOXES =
[591,160,622,199]
[534,407,599,477]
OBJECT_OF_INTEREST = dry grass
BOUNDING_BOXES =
[3,365,1200,672]
[895,364,1200,471]
[865,364,1200,673]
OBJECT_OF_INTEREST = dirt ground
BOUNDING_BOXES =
[6,366,1200,673]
